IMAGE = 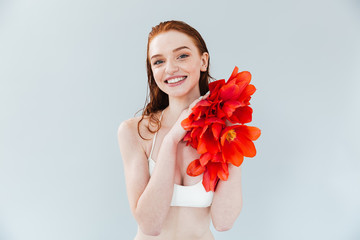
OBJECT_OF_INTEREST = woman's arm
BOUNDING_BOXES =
[210,164,243,231]
[210,119,243,231]
[118,97,205,235]
[118,119,179,236]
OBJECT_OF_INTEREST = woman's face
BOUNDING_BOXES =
[148,30,208,99]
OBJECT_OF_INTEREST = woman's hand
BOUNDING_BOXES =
[168,91,210,143]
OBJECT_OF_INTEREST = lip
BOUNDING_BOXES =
[165,76,187,87]
[164,75,187,82]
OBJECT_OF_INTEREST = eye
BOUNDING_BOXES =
[153,60,164,65]
[178,54,189,59]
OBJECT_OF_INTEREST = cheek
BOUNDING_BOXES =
[186,59,202,76]
[152,68,167,91]
[188,58,202,71]
[152,68,162,82]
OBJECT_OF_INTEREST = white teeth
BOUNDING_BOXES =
[167,76,186,84]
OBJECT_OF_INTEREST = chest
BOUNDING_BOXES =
[175,142,203,186]
[147,132,203,186]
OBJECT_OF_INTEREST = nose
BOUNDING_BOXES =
[165,60,179,75]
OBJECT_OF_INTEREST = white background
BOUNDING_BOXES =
[1,0,360,239]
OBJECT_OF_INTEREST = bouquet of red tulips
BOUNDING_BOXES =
[181,66,261,192]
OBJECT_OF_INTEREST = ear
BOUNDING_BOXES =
[200,52,209,72]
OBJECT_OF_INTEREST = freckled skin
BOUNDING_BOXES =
[149,30,208,100]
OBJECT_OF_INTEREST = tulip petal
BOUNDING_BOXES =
[205,117,225,125]
[181,117,193,130]
[191,119,206,128]
[229,66,239,81]
[200,152,212,166]
[209,79,225,92]
[203,163,220,192]
[199,124,208,138]
[212,152,224,163]
[222,141,244,167]
[211,123,223,140]
[183,131,192,142]
[187,159,205,176]
[217,163,229,181]
[238,84,256,105]
[216,104,226,118]
[235,71,251,84]
[198,129,220,154]
[219,84,240,101]
[197,140,207,154]
[220,126,235,146]
[237,125,261,141]
[222,100,242,117]
[233,134,257,157]
[229,106,253,124]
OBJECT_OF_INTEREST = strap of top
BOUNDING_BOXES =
[149,110,164,159]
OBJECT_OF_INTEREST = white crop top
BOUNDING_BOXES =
[148,111,213,208]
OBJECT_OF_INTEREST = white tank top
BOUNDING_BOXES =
[148,111,214,208]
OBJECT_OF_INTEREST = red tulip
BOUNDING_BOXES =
[203,161,229,192]
[181,66,261,192]
[220,125,261,167]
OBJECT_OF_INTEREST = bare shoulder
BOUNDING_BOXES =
[117,116,142,141]
[118,117,143,150]
[118,115,153,142]
[117,115,155,160]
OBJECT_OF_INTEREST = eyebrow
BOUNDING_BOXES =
[150,46,191,60]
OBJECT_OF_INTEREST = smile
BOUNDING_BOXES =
[165,76,187,84]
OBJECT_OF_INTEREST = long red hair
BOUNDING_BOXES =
[138,20,212,139]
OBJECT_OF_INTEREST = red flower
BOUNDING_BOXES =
[203,162,229,192]
[187,152,228,192]
[217,68,255,124]
[220,125,261,167]
[197,118,225,154]
[181,66,261,192]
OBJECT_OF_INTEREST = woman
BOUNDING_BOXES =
[118,20,243,240]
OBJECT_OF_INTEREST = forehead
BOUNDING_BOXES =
[149,30,199,57]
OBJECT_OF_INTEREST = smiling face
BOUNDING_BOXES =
[148,30,209,99]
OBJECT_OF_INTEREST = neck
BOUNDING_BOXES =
[163,91,201,128]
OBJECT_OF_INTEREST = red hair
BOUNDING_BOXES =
[138,20,212,139]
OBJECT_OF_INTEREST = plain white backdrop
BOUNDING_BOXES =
[1,0,360,239]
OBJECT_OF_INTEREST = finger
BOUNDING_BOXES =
[203,91,210,99]
[189,98,201,109]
